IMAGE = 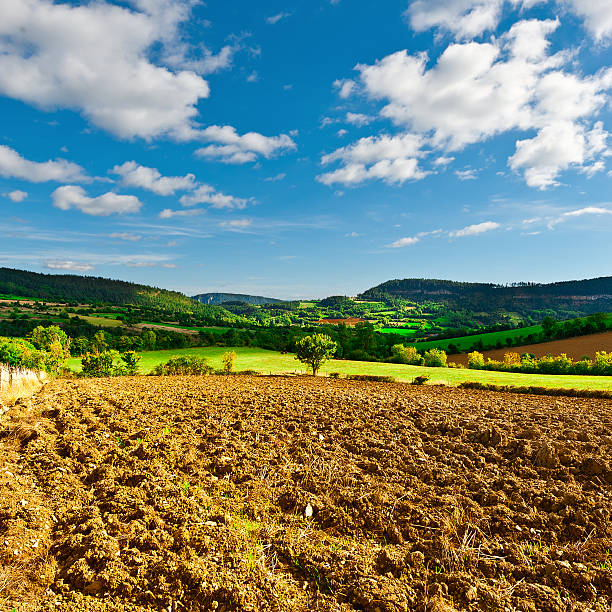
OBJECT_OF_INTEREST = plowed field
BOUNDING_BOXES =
[1,376,611,611]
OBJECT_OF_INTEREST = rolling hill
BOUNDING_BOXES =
[0,267,240,323]
[360,276,612,317]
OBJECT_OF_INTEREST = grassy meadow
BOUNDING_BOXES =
[67,346,612,391]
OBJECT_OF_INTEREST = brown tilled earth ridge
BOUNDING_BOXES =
[450,331,612,366]
[1,375,611,612]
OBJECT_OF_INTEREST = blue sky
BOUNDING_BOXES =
[0,0,611,299]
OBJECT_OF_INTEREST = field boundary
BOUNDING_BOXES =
[458,380,612,399]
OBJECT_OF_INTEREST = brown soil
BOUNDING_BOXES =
[450,331,612,366]
[1,376,611,611]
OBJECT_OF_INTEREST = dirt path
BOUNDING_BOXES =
[450,331,612,366]
[1,376,611,611]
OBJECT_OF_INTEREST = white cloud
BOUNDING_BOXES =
[179,184,248,209]
[220,218,252,228]
[333,79,356,98]
[159,207,204,219]
[345,112,374,126]
[449,221,500,237]
[0,146,88,183]
[405,1,612,42]
[562,206,612,218]
[509,121,609,188]
[325,18,611,187]
[563,0,612,43]
[266,12,291,24]
[111,161,195,195]
[264,173,286,182]
[337,129,348,137]
[406,0,506,40]
[318,133,427,185]
[0,0,216,140]
[433,156,455,167]
[387,235,420,248]
[195,125,296,163]
[52,185,142,216]
[455,168,478,180]
[44,259,94,272]
[6,189,28,202]
[109,232,142,241]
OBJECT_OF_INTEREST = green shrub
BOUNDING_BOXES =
[120,350,141,375]
[152,355,213,376]
[345,374,395,382]
[391,344,424,365]
[221,350,237,374]
[81,350,124,377]
[423,348,447,368]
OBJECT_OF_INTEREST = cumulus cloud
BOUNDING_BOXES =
[110,159,251,211]
[406,0,506,40]
[449,221,500,237]
[345,112,374,126]
[0,0,219,140]
[509,121,609,188]
[333,79,356,99]
[324,17,611,187]
[52,185,142,216]
[111,161,195,195]
[195,125,296,164]
[405,0,612,42]
[318,133,427,185]
[179,184,249,208]
[0,146,88,183]
[455,168,478,180]
[6,189,28,202]
[564,0,612,43]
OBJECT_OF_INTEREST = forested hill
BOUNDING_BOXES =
[359,277,612,316]
[0,267,239,322]
[193,292,283,306]
[360,277,612,300]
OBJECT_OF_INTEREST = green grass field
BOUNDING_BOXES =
[379,328,420,337]
[68,314,123,328]
[413,324,544,351]
[67,346,612,391]
[410,313,612,353]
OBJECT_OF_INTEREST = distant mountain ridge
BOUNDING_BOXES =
[192,292,283,306]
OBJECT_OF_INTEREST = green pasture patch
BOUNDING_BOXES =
[67,346,612,391]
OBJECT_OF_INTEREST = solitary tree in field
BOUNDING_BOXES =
[295,334,337,376]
